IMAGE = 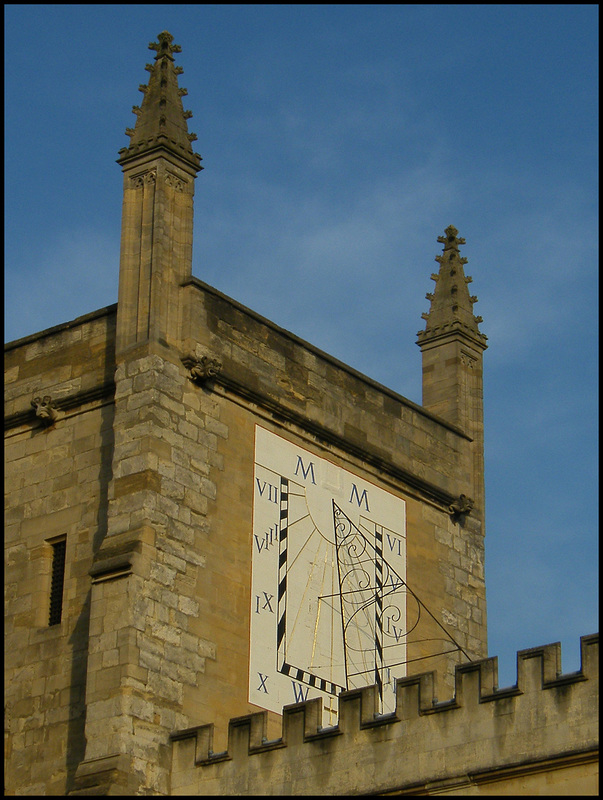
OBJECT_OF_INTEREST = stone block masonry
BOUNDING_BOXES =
[4,309,117,795]
[7,28,594,796]
[4,278,491,794]
[78,340,222,795]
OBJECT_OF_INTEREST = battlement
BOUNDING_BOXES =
[170,634,598,795]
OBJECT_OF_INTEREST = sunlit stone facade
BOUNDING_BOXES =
[4,31,597,796]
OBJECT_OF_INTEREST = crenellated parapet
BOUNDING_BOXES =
[170,634,598,795]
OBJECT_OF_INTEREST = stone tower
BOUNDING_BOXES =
[5,33,502,796]
[4,31,598,798]
[416,225,488,529]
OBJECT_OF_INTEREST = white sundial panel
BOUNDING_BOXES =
[249,426,407,724]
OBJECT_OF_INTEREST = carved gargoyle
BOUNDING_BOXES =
[449,493,474,519]
[31,396,59,426]
[188,355,223,385]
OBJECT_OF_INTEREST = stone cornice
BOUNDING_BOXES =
[416,321,488,351]
[181,276,473,441]
[4,381,115,432]
[181,353,467,514]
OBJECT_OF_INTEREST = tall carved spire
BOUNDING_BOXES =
[117,30,202,172]
[77,35,204,792]
[416,226,487,529]
[114,31,201,354]
[416,226,487,349]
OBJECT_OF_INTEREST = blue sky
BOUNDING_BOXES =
[5,5,598,688]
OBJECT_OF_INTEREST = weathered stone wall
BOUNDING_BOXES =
[5,28,593,796]
[191,407,484,748]
[183,278,488,696]
[5,278,490,794]
[70,278,488,791]
[73,339,224,794]
[183,278,476,501]
[170,635,599,796]
[4,307,116,795]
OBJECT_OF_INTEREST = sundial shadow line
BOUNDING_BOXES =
[332,499,472,666]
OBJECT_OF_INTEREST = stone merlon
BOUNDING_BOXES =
[170,634,598,795]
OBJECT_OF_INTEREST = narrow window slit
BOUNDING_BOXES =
[49,539,66,626]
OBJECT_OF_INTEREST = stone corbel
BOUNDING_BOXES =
[449,493,474,520]
[31,395,60,426]
[184,354,223,386]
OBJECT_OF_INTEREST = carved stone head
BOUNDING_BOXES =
[31,396,59,426]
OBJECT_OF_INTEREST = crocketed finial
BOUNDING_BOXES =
[437,225,466,252]
[416,226,487,348]
[148,30,182,60]
[117,31,202,172]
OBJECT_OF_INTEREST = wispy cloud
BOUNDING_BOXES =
[5,5,597,684]
[5,227,118,342]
